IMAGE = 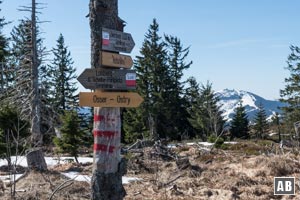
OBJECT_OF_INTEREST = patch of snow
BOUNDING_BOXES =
[0,174,24,183]
[198,142,214,146]
[186,143,196,146]
[122,177,143,184]
[0,157,93,168]
[224,141,238,145]
[0,156,142,185]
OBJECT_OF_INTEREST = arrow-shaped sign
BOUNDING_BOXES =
[102,27,135,53]
[101,51,133,69]
[79,92,144,108]
[77,68,136,90]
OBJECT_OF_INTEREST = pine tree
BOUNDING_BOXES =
[162,35,192,140]
[0,104,29,159]
[280,45,300,133]
[123,19,168,141]
[188,81,224,140]
[230,101,249,139]
[53,110,83,163]
[0,1,10,95]
[48,34,78,114]
[253,103,269,139]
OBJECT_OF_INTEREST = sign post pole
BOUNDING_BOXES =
[89,0,126,199]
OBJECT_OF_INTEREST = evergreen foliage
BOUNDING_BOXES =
[53,110,84,163]
[0,1,10,95]
[280,45,300,133]
[123,19,192,142]
[253,103,269,139]
[188,81,224,140]
[47,33,78,114]
[0,104,29,158]
[230,101,249,139]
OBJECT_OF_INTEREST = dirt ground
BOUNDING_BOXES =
[1,141,300,200]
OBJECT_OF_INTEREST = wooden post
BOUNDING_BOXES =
[89,0,126,199]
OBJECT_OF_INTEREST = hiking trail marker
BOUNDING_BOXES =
[102,27,135,53]
[101,51,133,69]
[77,68,136,90]
[79,92,143,108]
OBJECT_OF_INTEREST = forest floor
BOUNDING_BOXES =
[0,140,300,199]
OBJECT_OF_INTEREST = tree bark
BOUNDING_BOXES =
[27,0,47,172]
[89,0,125,199]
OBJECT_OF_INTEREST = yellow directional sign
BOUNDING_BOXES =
[79,92,144,108]
[101,51,133,69]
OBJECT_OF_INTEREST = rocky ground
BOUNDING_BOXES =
[0,140,300,200]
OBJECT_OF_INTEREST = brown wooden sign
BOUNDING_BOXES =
[101,51,133,69]
[77,68,136,90]
[102,27,135,53]
[79,92,144,108]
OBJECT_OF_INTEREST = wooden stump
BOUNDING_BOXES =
[26,149,47,171]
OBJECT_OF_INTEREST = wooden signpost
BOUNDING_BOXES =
[101,51,133,69]
[79,92,143,108]
[102,27,135,53]
[77,68,136,90]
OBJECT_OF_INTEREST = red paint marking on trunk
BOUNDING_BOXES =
[93,130,117,138]
[94,115,105,122]
[94,144,115,153]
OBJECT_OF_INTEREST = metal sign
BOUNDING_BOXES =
[101,51,133,69]
[77,68,136,90]
[79,92,144,108]
[102,27,135,53]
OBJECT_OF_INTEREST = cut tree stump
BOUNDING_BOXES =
[26,149,47,171]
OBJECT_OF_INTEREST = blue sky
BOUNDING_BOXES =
[2,0,300,100]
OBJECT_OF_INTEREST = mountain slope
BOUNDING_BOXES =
[215,89,285,122]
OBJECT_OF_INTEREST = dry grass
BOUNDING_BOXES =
[1,141,300,199]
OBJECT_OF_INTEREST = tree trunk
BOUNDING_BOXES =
[26,149,47,171]
[89,0,126,199]
[28,0,47,171]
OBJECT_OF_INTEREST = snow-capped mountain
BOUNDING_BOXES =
[215,89,286,122]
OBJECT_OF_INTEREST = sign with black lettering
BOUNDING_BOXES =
[77,68,136,90]
[102,28,135,53]
[101,51,133,69]
[79,92,144,108]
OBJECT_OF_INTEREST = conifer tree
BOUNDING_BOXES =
[230,101,249,139]
[253,103,269,139]
[0,1,10,95]
[123,19,168,141]
[280,45,300,132]
[53,110,83,163]
[163,35,192,140]
[48,33,78,114]
[188,81,224,140]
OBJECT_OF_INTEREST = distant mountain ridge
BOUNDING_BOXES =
[215,89,286,122]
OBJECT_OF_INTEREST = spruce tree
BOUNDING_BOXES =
[230,101,249,139]
[253,103,269,139]
[280,45,300,133]
[188,81,224,140]
[53,110,83,163]
[123,19,168,141]
[48,33,78,114]
[0,0,9,95]
[162,35,192,140]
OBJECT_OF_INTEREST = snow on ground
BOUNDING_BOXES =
[0,156,142,184]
